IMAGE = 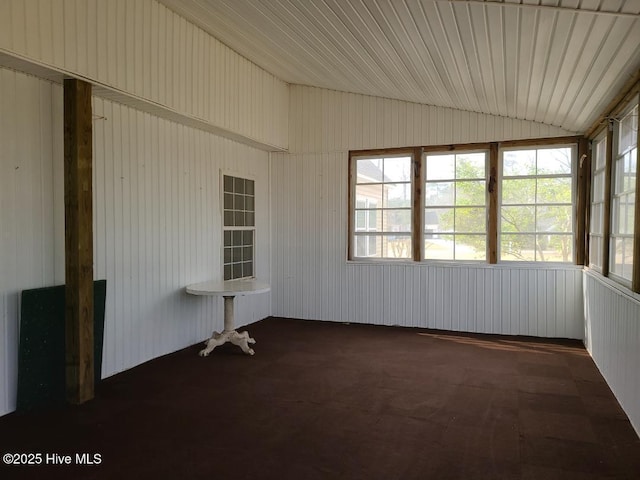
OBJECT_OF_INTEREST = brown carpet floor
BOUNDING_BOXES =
[0,317,639,480]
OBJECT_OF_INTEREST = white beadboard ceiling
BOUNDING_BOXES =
[159,0,640,134]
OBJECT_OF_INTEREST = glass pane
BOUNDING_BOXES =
[425,208,454,233]
[368,209,378,230]
[382,235,412,258]
[590,203,603,234]
[535,234,573,262]
[425,182,454,206]
[537,177,572,204]
[615,157,626,193]
[223,175,233,193]
[618,105,638,155]
[426,154,455,180]
[455,180,486,206]
[455,207,486,233]
[501,234,535,261]
[383,156,412,182]
[503,150,535,176]
[592,171,604,201]
[589,236,602,268]
[357,158,383,183]
[536,205,573,233]
[455,235,486,260]
[246,179,255,195]
[455,153,486,179]
[622,194,635,235]
[610,237,634,281]
[355,234,381,257]
[234,194,245,210]
[502,179,535,205]
[501,206,535,233]
[623,150,637,191]
[234,177,245,194]
[356,184,383,204]
[384,182,412,208]
[595,137,607,170]
[382,209,412,232]
[537,148,572,175]
[243,261,253,278]
[224,193,233,210]
[424,234,454,260]
[356,209,381,232]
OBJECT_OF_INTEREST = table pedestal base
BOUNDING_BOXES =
[199,329,256,356]
[198,295,255,356]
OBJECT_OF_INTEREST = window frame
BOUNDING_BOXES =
[348,148,417,261]
[221,171,256,281]
[348,137,583,265]
[423,148,489,262]
[608,100,638,287]
[589,131,608,272]
[498,144,577,264]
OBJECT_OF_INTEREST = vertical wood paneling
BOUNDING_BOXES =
[289,85,573,153]
[1,68,271,416]
[272,85,583,340]
[91,97,271,378]
[584,271,640,436]
[0,0,289,150]
[271,150,584,339]
[0,69,62,416]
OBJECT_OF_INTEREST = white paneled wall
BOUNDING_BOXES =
[0,66,271,416]
[0,69,62,416]
[583,272,640,435]
[92,96,271,377]
[0,0,289,149]
[288,85,575,153]
[272,86,583,338]
[271,151,583,339]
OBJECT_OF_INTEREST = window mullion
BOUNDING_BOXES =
[412,147,423,262]
[488,142,499,264]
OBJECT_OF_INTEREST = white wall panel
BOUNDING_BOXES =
[288,85,574,153]
[92,97,272,378]
[0,0,289,150]
[583,272,640,436]
[0,69,62,416]
[271,150,584,339]
[0,66,272,416]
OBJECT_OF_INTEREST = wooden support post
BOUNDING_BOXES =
[412,147,423,261]
[575,138,590,265]
[64,79,94,405]
[488,143,499,264]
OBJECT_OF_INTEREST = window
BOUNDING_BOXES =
[424,151,487,260]
[499,146,575,262]
[351,153,413,259]
[349,138,580,264]
[589,133,607,271]
[609,103,638,283]
[222,174,255,280]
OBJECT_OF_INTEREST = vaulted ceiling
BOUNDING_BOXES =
[160,0,640,133]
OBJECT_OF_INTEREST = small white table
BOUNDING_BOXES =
[186,279,270,356]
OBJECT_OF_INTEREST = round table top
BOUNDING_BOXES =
[185,279,270,297]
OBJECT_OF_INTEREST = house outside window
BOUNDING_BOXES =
[351,154,413,259]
